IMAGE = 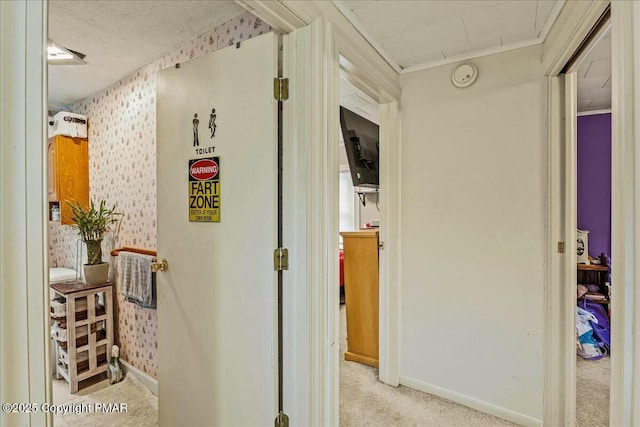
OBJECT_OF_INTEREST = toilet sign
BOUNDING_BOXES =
[188,157,220,222]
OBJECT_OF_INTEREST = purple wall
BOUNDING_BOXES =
[577,113,611,258]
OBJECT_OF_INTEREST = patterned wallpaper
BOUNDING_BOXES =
[49,11,271,379]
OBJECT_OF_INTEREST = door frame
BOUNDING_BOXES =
[11,0,640,426]
[272,1,402,424]
[0,1,52,426]
[543,0,640,425]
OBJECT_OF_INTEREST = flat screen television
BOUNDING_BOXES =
[340,106,379,188]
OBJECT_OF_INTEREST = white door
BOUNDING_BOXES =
[156,33,277,426]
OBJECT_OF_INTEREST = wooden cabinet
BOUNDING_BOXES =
[340,229,379,368]
[48,135,89,224]
[50,281,114,393]
[577,263,611,304]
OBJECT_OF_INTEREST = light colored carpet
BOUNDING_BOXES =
[52,374,110,405]
[338,304,610,426]
[339,305,516,427]
[576,356,609,427]
[54,374,158,427]
[50,308,607,427]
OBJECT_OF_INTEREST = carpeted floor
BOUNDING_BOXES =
[338,305,610,427]
[576,356,610,427]
[50,307,608,427]
[339,305,516,427]
[53,374,158,427]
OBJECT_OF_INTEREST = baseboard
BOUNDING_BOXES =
[120,359,158,397]
[399,375,542,427]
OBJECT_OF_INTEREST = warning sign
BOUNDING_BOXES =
[188,157,220,222]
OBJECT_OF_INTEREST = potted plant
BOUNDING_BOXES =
[67,199,121,285]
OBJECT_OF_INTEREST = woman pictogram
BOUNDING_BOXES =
[209,108,217,138]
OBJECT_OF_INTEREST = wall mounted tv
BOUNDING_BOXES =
[340,106,379,188]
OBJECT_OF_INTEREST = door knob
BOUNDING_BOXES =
[150,257,168,273]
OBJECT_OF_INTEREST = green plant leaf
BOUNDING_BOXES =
[66,199,123,264]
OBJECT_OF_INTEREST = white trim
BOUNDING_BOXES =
[610,2,640,425]
[544,75,569,427]
[401,38,542,75]
[577,109,612,117]
[564,18,611,74]
[235,0,306,33]
[542,2,613,425]
[542,0,609,76]
[333,0,565,77]
[240,2,401,100]
[0,1,50,426]
[377,100,401,386]
[278,1,402,423]
[328,6,403,417]
[281,0,401,102]
[538,0,568,44]
[283,18,333,426]
[119,359,158,397]
[327,23,341,425]
[399,376,543,427]
[563,71,578,427]
[330,0,402,74]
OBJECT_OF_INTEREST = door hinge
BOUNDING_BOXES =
[274,412,289,427]
[558,242,565,253]
[273,77,289,102]
[274,248,289,271]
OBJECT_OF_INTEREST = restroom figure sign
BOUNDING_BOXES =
[193,113,200,147]
[209,108,217,138]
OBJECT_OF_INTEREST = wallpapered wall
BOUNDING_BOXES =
[49,11,271,379]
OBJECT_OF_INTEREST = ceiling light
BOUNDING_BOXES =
[47,41,86,65]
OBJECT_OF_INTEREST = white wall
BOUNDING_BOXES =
[399,45,546,424]
[357,191,380,228]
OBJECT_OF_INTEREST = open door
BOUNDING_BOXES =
[156,33,278,425]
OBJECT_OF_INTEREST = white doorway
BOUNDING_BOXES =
[337,75,382,421]
[572,21,612,427]
[557,13,613,427]
[545,2,640,425]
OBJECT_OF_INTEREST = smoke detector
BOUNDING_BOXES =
[451,63,478,88]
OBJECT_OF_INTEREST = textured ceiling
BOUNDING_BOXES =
[49,0,601,116]
[577,29,611,113]
[48,0,245,111]
[337,0,563,72]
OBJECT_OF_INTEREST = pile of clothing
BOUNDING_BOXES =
[576,299,610,360]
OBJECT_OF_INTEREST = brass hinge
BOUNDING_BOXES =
[273,77,289,102]
[274,248,289,271]
[274,412,289,427]
[558,242,565,253]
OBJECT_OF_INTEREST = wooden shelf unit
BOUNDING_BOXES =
[47,135,89,224]
[50,281,114,393]
[577,263,611,306]
[340,229,379,368]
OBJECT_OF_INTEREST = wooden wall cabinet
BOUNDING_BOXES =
[340,229,379,368]
[48,135,89,224]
